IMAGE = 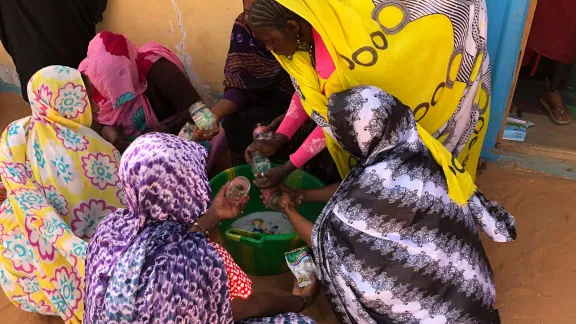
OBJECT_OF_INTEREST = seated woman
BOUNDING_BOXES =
[246,0,491,188]
[0,66,125,322]
[83,133,319,323]
[79,31,226,170]
[275,86,517,323]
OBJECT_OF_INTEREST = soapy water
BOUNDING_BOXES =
[231,211,294,234]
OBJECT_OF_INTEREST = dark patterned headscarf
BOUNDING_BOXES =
[84,133,233,323]
[223,13,294,99]
[312,86,516,323]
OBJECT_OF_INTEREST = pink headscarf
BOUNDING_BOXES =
[79,31,186,137]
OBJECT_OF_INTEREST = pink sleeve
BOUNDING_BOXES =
[276,93,309,139]
[289,126,327,168]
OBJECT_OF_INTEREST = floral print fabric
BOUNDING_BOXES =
[0,66,125,323]
[84,133,315,323]
[276,94,328,169]
[208,240,253,300]
[79,31,186,138]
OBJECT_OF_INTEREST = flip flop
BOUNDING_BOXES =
[540,97,573,125]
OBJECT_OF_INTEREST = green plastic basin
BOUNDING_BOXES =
[210,164,325,276]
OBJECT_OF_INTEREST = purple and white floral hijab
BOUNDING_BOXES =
[83,133,234,323]
[84,133,318,324]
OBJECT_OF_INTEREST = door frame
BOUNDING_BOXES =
[494,0,539,145]
[481,0,537,161]
[482,0,576,179]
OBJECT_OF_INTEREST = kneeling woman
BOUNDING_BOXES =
[277,86,517,323]
[0,66,125,322]
[84,133,319,323]
[79,32,226,170]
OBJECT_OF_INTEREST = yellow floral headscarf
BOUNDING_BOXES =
[0,66,125,323]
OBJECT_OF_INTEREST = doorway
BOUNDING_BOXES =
[493,0,576,170]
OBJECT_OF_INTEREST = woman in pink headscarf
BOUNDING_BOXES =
[79,31,226,169]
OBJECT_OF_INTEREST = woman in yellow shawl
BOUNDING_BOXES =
[0,66,125,323]
[246,0,491,187]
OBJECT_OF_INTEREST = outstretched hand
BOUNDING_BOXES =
[278,184,304,207]
[292,272,320,309]
[246,135,281,161]
[194,122,220,141]
[254,166,286,189]
[210,181,249,221]
[244,143,260,165]
[262,113,285,133]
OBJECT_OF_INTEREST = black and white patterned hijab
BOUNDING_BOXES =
[327,85,418,161]
[320,85,515,248]
[312,86,516,324]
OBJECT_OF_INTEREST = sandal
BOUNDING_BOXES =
[540,97,573,125]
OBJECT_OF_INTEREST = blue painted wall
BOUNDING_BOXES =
[483,0,531,159]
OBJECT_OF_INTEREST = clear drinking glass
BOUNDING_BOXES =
[226,176,251,205]
[269,192,282,210]
[261,189,282,210]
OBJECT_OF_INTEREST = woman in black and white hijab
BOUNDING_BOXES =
[277,86,516,324]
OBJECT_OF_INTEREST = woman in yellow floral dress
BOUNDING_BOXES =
[0,65,125,323]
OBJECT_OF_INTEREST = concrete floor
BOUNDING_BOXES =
[511,78,576,152]
[522,112,576,151]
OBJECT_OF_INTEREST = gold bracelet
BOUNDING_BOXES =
[280,202,294,212]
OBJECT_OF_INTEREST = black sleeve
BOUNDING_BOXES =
[0,3,12,55]
[146,58,202,120]
[80,0,108,24]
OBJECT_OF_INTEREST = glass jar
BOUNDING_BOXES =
[188,101,217,133]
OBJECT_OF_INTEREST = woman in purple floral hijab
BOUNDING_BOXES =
[83,133,319,323]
